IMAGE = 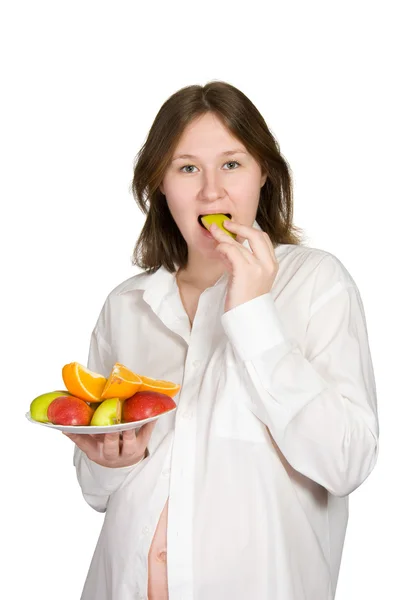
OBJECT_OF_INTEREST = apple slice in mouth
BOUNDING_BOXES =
[197,213,232,230]
[198,213,238,239]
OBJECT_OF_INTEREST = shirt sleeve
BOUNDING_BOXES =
[71,311,143,513]
[221,259,379,498]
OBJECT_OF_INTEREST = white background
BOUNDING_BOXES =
[1,1,396,598]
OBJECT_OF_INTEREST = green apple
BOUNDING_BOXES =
[200,213,237,239]
[90,398,122,426]
[30,390,72,423]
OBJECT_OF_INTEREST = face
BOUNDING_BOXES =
[159,112,267,260]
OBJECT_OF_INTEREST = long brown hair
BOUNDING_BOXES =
[131,81,307,274]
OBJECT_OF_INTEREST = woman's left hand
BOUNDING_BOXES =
[210,219,279,313]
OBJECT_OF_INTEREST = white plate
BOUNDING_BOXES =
[25,407,176,434]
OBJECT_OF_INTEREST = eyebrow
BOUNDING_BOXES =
[172,149,247,162]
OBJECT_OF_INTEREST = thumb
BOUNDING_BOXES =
[62,432,97,456]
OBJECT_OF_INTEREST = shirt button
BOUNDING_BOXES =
[142,526,150,535]
[182,411,193,419]
[162,468,171,476]
[192,360,201,367]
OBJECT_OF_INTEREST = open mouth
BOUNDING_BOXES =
[197,213,232,229]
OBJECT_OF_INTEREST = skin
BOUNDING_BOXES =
[63,422,156,467]
[209,218,279,313]
[160,112,268,290]
[65,113,279,466]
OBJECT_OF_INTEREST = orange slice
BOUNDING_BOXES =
[137,374,181,398]
[62,362,107,402]
[100,362,143,400]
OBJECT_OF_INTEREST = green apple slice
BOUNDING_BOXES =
[90,398,122,426]
[200,213,237,239]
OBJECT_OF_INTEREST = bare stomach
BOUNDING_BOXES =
[148,497,169,600]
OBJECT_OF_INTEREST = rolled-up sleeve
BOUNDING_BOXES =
[221,265,379,498]
[71,319,142,512]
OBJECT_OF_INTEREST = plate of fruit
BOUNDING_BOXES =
[26,361,179,434]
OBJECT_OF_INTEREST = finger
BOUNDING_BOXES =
[215,242,254,269]
[103,432,121,460]
[210,221,246,244]
[119,428,137,457]
[88,433,106,442]
[136,420,157,449]
[223,220,276,262]
[218,252,233,272]
[222,220,253,247]
[209,222,241,244]
[210,224,254,262]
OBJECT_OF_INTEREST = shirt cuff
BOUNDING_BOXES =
[84,449,148,492]
[221,293,289,362]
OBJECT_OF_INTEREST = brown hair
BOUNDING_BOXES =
[131,80,307,274]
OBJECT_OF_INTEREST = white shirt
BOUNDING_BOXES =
[72,223,379,600]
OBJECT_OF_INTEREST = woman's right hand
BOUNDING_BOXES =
[62,421,156,468]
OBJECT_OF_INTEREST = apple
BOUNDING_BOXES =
[122,391,176,422]
[91,398,122,426]
[200,213,237,239]
[47,395,94,426]
[30,390,72,423]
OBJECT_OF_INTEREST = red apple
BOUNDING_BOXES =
[122,391,176,422]
[47,395,94,426]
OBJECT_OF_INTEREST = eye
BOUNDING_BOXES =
[180,160,241,173]
[224,161,240,170]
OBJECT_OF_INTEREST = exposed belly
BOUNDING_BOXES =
[148,497,169,599]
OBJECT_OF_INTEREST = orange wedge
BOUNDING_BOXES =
[62,362,107,402]
[100,362,143,400]
[137,374,181,398]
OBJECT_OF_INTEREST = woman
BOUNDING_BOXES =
[64,81,379,600]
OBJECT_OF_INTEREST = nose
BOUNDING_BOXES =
[200,170,225,202]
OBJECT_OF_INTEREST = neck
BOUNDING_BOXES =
[176,258,227,291]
